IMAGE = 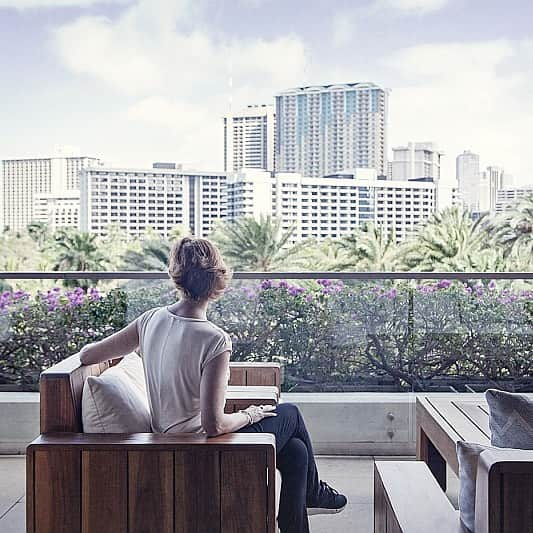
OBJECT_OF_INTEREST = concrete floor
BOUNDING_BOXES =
[0,455,459,532]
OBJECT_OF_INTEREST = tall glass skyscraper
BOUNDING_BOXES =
[275,82,388,178]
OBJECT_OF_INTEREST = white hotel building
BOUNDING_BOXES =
[495,186,533,213]
[228,169,437,244]
[80,166,227,238]
[224,105,275,172]
[1,152,100,230]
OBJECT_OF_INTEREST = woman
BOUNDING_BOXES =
[80,237,347,533]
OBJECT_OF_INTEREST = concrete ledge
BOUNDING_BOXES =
[0,393,40,455]
[283,392,417,455]
[0,391,477,455]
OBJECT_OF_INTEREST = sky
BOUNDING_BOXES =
[1,0,533,193]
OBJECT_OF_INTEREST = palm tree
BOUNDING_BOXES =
[407,207,494,271]
[121,238,171,271]
[51,230,107,288]
[26,221,50,249]
[290,238,349,271]
[211,215,300,271]
[492,195,533,259]
[340,223,408,271]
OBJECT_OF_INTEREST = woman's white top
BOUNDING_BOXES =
[136,306,232,434]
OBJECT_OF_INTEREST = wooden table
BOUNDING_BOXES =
[416,395,492,490]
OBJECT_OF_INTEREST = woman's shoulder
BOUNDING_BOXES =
[136,306,165,330]
[205,320,230,341]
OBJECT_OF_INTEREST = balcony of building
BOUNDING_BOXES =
[0,271,532,532]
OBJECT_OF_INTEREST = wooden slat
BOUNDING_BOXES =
[430,399,490,444]
[175,450,220,533]
[221,450,268,533]
[374,464,387,533]
[501,474,533,533]
[386,504,403,533]
[246,367,279,388]
[375,461,464,533]
[26,448,35,533]
[228,363,281,393]
[228,366,247,387]
[453,401,491,438]
[40,376,79,433]
[128,451,174,533]
[30,431,276,448]
[34,449,81,533]
[416,398,462,475]
[82,451,127,533]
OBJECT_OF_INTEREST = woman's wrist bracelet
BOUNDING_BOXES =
[240,410,253,426]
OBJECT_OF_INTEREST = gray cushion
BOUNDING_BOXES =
[457,441,489,533]
[485,389,533,449]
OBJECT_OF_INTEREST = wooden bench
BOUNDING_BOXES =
[374,395,533,533]
[27,355,281,533]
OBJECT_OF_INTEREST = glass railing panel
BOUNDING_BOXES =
[0,273,532,393]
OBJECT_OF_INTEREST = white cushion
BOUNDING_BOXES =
[82,353,151,433]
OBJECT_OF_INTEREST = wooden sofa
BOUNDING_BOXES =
[27,355,281,533]
[374,395,533,533]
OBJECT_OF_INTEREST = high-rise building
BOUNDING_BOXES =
[223,105,275,172]
[390,142,442,182]
[456,150,481,213]
[495,186,533,213]
[1,152,100,230]
[479,166,505,213]
[275,83,388,178]
[228,169,436,244]
[33,191,80,230]
[80,166,227,238]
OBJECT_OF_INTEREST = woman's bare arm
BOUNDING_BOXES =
[200,351,252,437]
[79,320,140,365]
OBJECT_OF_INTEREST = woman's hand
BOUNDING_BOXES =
[241,404,277,425]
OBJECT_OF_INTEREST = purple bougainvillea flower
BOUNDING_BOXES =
[89,287,101,301]
[305,294,313,303]
[488,280,496,291]
[260,280,273,290]
[436,280,451,290]
[278,280,289,289]
[385,288,397,299]
[288,286,303,297]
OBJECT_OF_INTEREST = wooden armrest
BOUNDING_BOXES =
[475,449,533,533]
[374,461,464,533]
[28,431,276,450]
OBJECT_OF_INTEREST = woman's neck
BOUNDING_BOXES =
[168,298,209,320]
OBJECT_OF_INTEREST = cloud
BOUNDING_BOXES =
[376,0,450,13]
[331,10,358,48]
[0,0,128,8]
[52,0,307,168]
[384,40,533,187]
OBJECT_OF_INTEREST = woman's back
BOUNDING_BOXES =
[138,306,231,433]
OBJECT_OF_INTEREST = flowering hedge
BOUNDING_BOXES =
[0,287,127,389]
[1,279,532,391]
[208,279,533,391]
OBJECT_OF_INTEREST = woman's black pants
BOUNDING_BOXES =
[238,403,320,533]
